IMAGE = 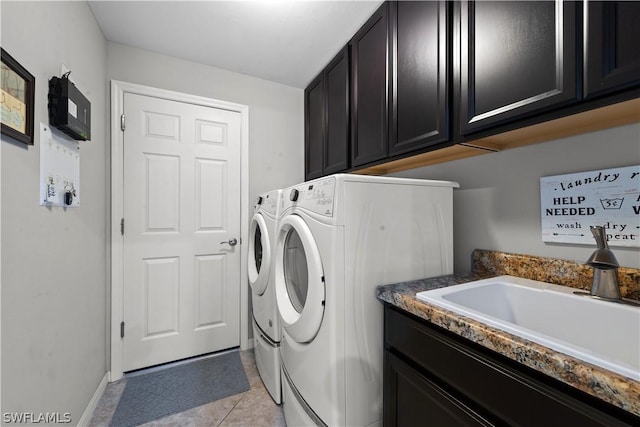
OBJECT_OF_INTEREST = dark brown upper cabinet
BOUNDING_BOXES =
[584,1,640,99]
[324,47,350,176]
[304,74,324,181]
[459,1,579,135]
[350,3,390,167]
[304,47,350,181]
[389,1,450,156]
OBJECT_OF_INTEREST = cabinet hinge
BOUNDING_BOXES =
[120,321,125,338]
[120,218,124,236]
[120,114,126,131]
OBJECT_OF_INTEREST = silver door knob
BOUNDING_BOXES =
[220,238,238,246]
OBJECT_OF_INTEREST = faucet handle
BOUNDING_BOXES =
[590,225,609,249]
[587,226,619,268]
[586,248,619,268]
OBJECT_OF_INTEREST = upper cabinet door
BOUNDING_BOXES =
[304,74,324,181]
[390,1,450,156]
[585,1,640,98]
[324,47,350,175]
[459,1,578,135]
[351,3,390,167]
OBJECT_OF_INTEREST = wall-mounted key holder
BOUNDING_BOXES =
[64,182,76,205]
[39,123,80,207]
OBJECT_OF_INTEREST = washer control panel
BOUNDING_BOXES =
[262,191,279,215]
[292,177,335,216]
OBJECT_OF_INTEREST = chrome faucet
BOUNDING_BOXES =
[586,225,622,301]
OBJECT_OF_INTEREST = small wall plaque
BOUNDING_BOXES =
[39,123,80,207]
[540,165,639,248]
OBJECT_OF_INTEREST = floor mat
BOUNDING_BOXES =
[110,351,250,426]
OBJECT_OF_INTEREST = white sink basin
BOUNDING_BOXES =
[416,275,640,381]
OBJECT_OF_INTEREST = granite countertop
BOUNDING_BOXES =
[377,274,640,418]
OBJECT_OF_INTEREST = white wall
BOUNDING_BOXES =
[106,42,304,201]
[391,124,640,272]
[1,0,108,421]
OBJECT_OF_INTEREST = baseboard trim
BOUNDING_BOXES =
[76,372,108,426]
[241,337,254,351]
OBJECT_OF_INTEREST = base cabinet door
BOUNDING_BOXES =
[585,1,640,98]
[384,351,493,427]
[459,0,579,134]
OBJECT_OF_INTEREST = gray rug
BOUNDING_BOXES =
[110,351,250,427]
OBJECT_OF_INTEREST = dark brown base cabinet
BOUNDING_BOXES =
[383,305,640,427]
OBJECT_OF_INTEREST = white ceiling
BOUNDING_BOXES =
[88,0,383,89]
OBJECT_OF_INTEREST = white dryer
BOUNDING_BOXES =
[248,189,283,403]
[274,174,458,426]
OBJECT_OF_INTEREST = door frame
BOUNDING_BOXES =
[109,80,250,381]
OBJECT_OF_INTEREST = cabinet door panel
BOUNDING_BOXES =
[385,351,494,427]
[304,75,324,181]
[460,1,578,134]
[324,47,350,175]
[351,3,389,167]
[585,1,640,98]
[390,1,449,155]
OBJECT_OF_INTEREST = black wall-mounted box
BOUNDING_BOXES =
[48,76,91,141]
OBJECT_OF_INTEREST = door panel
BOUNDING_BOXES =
[143,257,179,337]
[390,1,450,155]
[194,254,225,329]
[459,0,578,134]
[304,75,324,181]
[123,92,241,371]
[324,47,350,175]
[350,3,389,167]
[585,1,640,97]
[195,159,226,231]
[145,154,180,232]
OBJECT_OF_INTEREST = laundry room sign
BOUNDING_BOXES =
[540,165,640,247]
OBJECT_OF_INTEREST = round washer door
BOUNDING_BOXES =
[274,214,325,343]
[248,212,271,296]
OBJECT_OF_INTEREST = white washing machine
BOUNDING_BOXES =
[248,189,283,403]
[274,174,458,426]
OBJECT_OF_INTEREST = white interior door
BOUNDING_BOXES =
[122,92,241,371]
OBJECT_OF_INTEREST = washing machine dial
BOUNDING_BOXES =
[290,189,299,201]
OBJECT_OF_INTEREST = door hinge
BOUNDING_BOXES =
[120,218,124,235]
[120,321,125,338]
[120,114,125,131]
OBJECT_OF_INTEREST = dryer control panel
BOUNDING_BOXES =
[292,177,335,217]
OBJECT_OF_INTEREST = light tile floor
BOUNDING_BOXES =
[89,350,285,426]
